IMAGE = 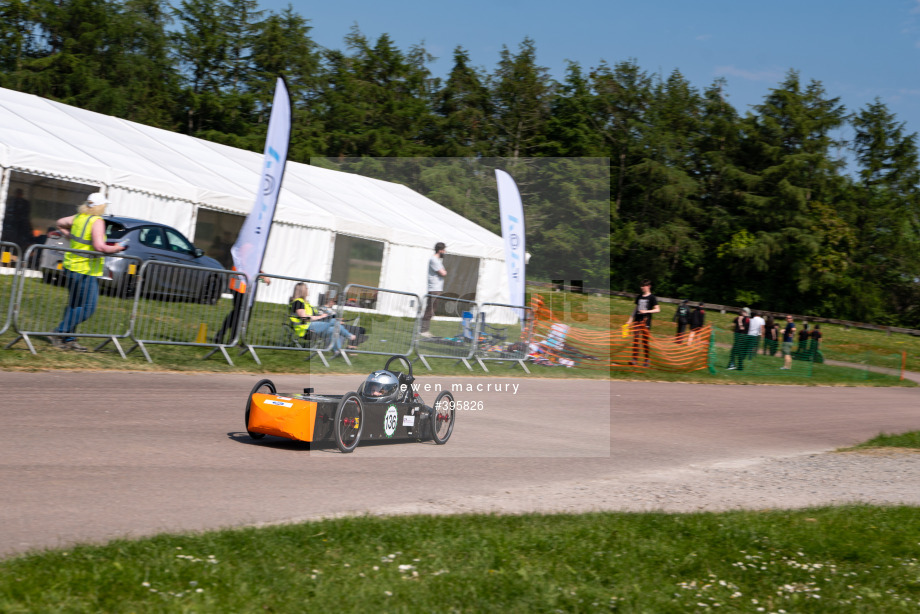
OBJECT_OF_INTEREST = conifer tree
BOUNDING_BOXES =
[319,28,435,157]
[542,62,604,157]
[431,47,493,157]
[589,59,653,215]
[851,99,920,323]
[727,70,849,310]
[489,38,554,159]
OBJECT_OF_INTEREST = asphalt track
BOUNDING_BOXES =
[0,371,917,558]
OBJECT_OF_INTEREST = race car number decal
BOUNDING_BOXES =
[402,415,415,427]
[384,405,398,437]
[265,400,293,408]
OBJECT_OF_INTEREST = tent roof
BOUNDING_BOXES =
[0,87,503,259]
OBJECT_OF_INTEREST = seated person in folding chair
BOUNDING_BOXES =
[318,292,367,346]
[289,283,357,351]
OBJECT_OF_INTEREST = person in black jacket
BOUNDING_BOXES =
[673,299,691,340]
[687,302,706,345]
[727,307,750,370]
[762,315,779,356]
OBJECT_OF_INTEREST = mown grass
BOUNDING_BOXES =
[1,507,918,612]
[844,431,920,450]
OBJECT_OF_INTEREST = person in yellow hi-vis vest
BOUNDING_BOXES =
[51,192,127,351]
[289,282,356,351]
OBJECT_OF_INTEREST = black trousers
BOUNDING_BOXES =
[215,290,245,344]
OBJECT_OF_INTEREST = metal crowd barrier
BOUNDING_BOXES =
[415,294,480,371]
[474,302,534,373]
[338,284,421,363]
[8,244,141,357]
[0,241,21,336]
[128,260,245,365]
[240,274,341,367]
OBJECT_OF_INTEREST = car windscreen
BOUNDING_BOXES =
[164,228,195,255]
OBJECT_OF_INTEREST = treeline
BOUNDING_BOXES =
[2,0,919,325]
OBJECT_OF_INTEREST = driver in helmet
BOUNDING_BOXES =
[363,370,400,403]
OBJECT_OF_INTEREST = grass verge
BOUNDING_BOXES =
[0,283,914,385]
[1,507,918,612]
[842,431,920,451]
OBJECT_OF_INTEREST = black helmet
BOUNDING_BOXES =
[362,370,399,402]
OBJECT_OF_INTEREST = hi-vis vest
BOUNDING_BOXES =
[290,298,314,337]
[229,266,246,293]
[63,214,103,276]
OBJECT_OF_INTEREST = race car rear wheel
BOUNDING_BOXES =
[335,392,364,453]
[431,391,455,445]
[245,379,275,439]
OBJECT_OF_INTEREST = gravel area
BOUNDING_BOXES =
[360,449,920,517]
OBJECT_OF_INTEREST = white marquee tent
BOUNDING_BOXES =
[0,87,510,312]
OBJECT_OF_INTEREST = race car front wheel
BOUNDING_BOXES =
[431,391,455,445]
[335,392,364,453]
[245,379,276,440]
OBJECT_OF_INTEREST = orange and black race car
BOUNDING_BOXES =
[244,356,456,453]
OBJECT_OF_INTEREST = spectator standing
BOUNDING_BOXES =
[726,307,750,370]
[796,323,810,355]
[673,299,691,340]
[781,315,796,370]
[808,324,824,363]
[214,269,269,345]
[687,302,706,345]
[746,310,765,362]
[626,279,659,367]
[50,193,127,351]
[763,315,779,356]
[420,242,447,337]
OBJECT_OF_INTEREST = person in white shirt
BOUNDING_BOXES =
[420,242,447,337]
[746,311,766,362]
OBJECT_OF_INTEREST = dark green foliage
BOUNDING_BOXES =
[430,47,494,157]
[2,3,920,324]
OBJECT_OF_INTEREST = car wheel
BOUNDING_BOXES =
[431,391,455,445]
[245,379,275,439]
[334,392,364,453]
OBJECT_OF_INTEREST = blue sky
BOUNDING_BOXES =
[259,0,920,143]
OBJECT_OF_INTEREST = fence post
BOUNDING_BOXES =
[707,328,717,374]
[0,241,21,338]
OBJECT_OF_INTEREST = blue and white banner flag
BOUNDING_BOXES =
[231,77,291,292]
[495,169,526,316]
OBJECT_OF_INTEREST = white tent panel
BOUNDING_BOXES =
[262,223,333,287]
[109,169,198,201]
[107,187,193,234]
[0,87,515,316]
[4,148,109,186]
[0,91,96,163]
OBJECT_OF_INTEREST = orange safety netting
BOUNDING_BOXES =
[528,294,711,372]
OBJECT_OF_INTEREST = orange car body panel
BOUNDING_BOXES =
[248,393,318,442]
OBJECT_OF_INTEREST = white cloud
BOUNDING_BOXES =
[714,65,784,83]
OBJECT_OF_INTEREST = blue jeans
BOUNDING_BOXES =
[309,319,351,351]
[55,270,99,342]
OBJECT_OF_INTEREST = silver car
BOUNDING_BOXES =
[40,216,226,304]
